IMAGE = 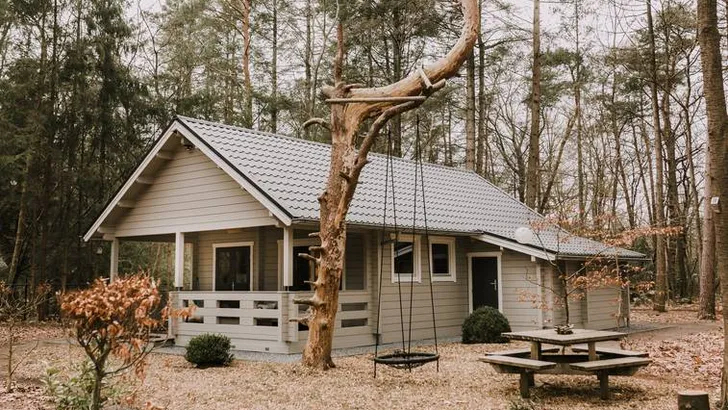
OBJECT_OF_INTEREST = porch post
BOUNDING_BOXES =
[283,227,293,288]
[109,238,119,282]
[174,232,185,289]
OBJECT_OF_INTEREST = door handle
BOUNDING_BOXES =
[490,280,497,291]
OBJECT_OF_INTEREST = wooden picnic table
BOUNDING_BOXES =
[482,328,651,400]
[502,328,626,361]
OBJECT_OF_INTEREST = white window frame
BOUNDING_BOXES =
[391,234,421,283]
[466,251,503,313]
[428,236,457,282]
[212,242,254,291]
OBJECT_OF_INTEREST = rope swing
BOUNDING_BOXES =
[373,114,439,376]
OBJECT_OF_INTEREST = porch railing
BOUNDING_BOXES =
[172,290,372,349]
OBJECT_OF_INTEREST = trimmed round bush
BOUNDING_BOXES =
[185,334,234,367]
[461,306,511,344]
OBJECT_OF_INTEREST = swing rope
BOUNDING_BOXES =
[373,115,439,376]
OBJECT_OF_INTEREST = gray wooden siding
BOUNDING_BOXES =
[498,250,542,330]
[586,286,620,329]
[377,237,469,344]
[114,146,276,237]
[261,227,282,291]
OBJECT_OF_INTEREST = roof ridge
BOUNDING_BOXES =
[175,115,480,176]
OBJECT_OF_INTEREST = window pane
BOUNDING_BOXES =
[394,241,414,275]
[432,243,450,274]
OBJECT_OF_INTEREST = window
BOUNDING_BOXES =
[429,237,456,282]
[391,235,421,282]
[213,243,253,291]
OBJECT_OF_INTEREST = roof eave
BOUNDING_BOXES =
[473,233,557,261]
[82,119,293,242]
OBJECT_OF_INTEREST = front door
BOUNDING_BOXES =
[215,245,252,291]
[471,256,499,310]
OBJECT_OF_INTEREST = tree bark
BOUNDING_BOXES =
[476,8,487,177]
[646,0,668,312]
[240,0,252,127]
[696,0,728,406]
[299,0,479,369]
[699,144,716,319]
[525,0,541,209]
[270,0,278,133]
[7,160,30,286]
[465,50,476,170]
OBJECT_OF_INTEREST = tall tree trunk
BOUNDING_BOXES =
[696,0,728,406]
[525,0,541,209]
[574,0,585,226]
[698,145,716,319]
[391,6,403,157]
[270,0,278,133]
[465,50,476,170]
[647,0,668,312]
[304,0,312,139]
[240,0,252,127]
[7,161,29,286]
[476,8,487,177]
[298,1,479,369]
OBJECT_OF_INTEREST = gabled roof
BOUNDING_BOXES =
[175,116,644,260]
[85,116,645,260]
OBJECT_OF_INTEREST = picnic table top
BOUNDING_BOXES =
[502,328,626,345]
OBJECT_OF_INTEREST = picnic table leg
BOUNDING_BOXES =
[588,342,597,361]
[530,341,542,360]
[519,373,531,398]
[598,371,609,400]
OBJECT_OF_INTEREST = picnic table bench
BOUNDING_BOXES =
[481,329,652,399]
[479,356,556,398]
[571,345,649,358]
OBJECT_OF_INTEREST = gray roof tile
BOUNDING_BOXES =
[178,116,644,259]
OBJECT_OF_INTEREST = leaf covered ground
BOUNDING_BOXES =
[1,308,723,410]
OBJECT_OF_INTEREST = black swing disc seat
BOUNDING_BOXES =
[373,352,440,370]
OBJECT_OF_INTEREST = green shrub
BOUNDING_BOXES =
[43,360,125,410]
[461,306,511,344]
[185,334,234,367]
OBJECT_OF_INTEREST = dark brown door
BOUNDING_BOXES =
[215,246,251,291]
[471,256,498,310]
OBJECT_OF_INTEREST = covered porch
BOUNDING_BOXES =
[107,225,375,354]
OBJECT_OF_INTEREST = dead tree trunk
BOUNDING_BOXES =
[296,1,479,369]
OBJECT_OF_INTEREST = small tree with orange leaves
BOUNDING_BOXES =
[521,217,680,329]
[61,273,191,410]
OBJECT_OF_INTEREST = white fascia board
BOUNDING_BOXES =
[473,233,556,262]
[83,121,291,242]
